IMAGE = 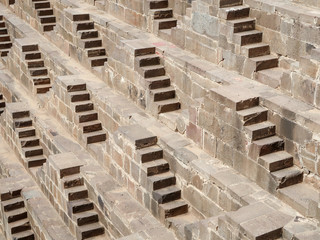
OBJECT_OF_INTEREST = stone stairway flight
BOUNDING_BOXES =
[73,13,108,68]
[22,44,51,94]
[237,100,303,189]
[0,191,35,240]
[219,0,278,73]
[10,107,47,168]
[134,47,181,114]
[149,0,177,33]
[0,16,13,58]
[32,0,56,32]
[64,82,106,144]
[0,93,5,114]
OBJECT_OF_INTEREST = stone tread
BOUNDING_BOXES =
[245,121,275,132]
[252,135,283,146]
[237,106,267,118]
[4,207,27,221]
[12,230,34,239]
[258,151,293,172]
[271,166,303,181]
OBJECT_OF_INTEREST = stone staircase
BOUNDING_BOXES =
[0,93,5,114]
[218,0,278,74]
[148,0,177,34]
[237,99,304,190]
[0,190,35,240]
[6,103,47,168]
[134,46,181,114]
[117,125,189,222]
[22,43,51,94]
[40,153,105,240]
[72,13,108,68]
[54,77,107,145]
[0,16,12,58]
[31,0,56,32]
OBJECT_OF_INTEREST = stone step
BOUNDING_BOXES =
[12,230,35,240]
[219,5,250,20]
[13,117,32,128]
[149,0,168,9]
[20,136,40,148]
[62,174,84,189]
[16,127,36,138]
[42,23,55,32]
[11,110,30,119]
[22,146,43,158]
[32,76,50,85]
[76,222,105,239]
[135,54,160,67]
[78,29,99,39]
[245,121,276,141]
[83,130,106,144]
[237,106,268,126]
[5,207,27,223]
[21,44,38,52]
[147,172,176,191]
[9,218,31,234]
[65,186,88,201]
[81,39,102,49]
[39,15,56,24]
[151,86,176,102]
[27,59,44,69]
[249,136,284,160]
[142,159,169,176]
[258,151,293,172]
[69,90,90,103]
[29,67,48,76]
[80,120,102,133]
[233,30,263,46]
[0,99,5,108]
[139,65,165,78]
[33,1,50,9]
[24,51,41,60]
[0,27,7,35]
[65,82,86,92]
[70,13,90,22]
[227,17,255,33]
[2,197,24,212]
[242,42,270,58]
[0,48,10,57]
[68,199,94,215]
[248,54,279,71]
[76,21,94,31]
[156,18,177,30]
[271,166,303,189]
[145,75,171,90]
[0,21,5,28]
[37,8,53,16]
[89,55,108,67]
[0,34,10,42]
[150,8,173,19]
[137,145,163,163]
[0,41,12,49]
[220,0,243,8]
[73,211,99,226]
[153,185,181,204]
[25,155,46,168]
[76,110,98,123]
[35,84,51,94]
[154,98,181,113]
[87,47,106,57]
[72,101,94,113]
[159,199,188,220]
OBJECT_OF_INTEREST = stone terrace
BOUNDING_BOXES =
[0,0,319,240]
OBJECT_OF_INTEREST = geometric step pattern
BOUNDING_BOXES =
[22,44,51,94]
[134,47,181,114]
[237,98,303,189]
[134,131,188,220]
[219,2,278,72]
[0,192,35,240]
[65,82,106,144]
[0,16,13,57]
[32,0,56,32]
[11,108,47,168]
[0,93,5,114]
[73,13,108,68]
[149,0,177,32]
